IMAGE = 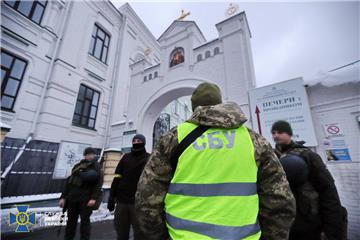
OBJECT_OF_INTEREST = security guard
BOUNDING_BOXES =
[59,147,103,240]
[135,82,296,240]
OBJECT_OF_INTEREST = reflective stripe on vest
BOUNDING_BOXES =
[165,122,260,240]
[168,182,257,197]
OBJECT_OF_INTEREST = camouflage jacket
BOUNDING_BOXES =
[135,102,296,240]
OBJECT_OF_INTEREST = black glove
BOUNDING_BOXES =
[107,198,115,212]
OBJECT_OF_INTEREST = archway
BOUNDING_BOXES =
[137,78,211,150]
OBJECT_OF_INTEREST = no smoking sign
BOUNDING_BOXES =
[324,123,343,137]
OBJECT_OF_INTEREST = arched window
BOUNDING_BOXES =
[154,71,158,78]
[134,53,145,62]
[214,47,220,55]
[149,73,152,80]
[205,51,211,58]
[143,76,147,82]
[170,47,184,67]
[197,54,202,62]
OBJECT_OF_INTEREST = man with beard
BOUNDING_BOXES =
[107,134,150,240]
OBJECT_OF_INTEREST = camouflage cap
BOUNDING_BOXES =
[191,82,222,111]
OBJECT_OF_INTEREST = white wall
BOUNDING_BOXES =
[1,0,66,140]
[307,81,360,239]
[1,1,124,149]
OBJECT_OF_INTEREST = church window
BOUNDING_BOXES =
[205,50,211,58]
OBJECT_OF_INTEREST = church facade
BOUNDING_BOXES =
[1,1,256,197]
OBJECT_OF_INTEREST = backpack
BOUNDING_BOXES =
[291,148,348,240]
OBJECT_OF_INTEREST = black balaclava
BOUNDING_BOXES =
[132,134,146,152]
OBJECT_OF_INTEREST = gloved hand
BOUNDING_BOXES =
[107,198,115,212]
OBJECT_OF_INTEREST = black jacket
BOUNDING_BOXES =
[61,159,103,203]
[275,141,343,240]
[109,148,149,204]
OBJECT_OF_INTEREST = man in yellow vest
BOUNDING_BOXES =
[135,83,296,240]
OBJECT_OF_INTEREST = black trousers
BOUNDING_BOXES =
[65,201,93,240]
[289,231,322,240]
[114,202,142,240]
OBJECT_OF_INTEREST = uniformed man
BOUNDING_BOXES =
[108,134,150,240]
[271,120,344,240]
[135,82,296,240]
[59,147,103,240]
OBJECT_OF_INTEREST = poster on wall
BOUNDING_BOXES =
[325,149,351,161]
[53,141,90,179]
[248,78,318,147]
[322,122,351,161]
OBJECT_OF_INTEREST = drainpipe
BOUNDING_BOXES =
[121,16,131,119]
[102,14,126,153]
[1,1,71,180]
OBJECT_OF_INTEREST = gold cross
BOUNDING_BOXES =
[177,9,190,21]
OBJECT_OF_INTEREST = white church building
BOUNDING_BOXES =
[1,1,255,195]
[1,1,359,238]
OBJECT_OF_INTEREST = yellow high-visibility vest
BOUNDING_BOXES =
[164,122,261,240]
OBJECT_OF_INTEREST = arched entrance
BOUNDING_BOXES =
[136,78,209,150]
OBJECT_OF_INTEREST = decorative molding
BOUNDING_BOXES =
[1,25,37,47]
[84,68,106,82]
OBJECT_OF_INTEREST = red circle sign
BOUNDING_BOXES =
[327,125,340,135]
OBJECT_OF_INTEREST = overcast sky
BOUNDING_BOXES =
[111,1,359,87]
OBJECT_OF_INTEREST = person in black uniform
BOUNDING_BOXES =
[59,147,103,240]
[107,134,150,240]
[271,120,344,240]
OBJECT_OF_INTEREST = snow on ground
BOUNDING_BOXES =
[1,193,62,205]
[1,203,113,233]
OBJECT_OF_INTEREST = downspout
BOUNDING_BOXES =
[122,16,131,118]
[1,1,71,180]
[99,13,126,162]
[98,14,125,162]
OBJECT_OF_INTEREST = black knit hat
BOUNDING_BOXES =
[83,147,96,156]
[133,134,146,145]
[271,120,293,136]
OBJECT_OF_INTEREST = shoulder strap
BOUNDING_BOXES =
[170,125,210,174]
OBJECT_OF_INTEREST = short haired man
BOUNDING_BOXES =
[271,120,344,240]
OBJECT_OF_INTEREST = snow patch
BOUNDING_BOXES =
[104,148,122,152]
[0,122,11,130]
[305,61,360,87]
[1,193,62,205]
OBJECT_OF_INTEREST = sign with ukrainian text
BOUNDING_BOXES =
[248,78,317,147]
